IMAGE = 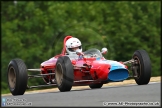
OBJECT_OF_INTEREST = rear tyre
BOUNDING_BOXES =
[132,50,151,85]
[55,56,74,92]
[89,83,103,89]
[7,58,28,95]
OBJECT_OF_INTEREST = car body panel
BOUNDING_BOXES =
[40,47,129,85]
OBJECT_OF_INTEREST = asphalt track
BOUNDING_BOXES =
[2,82,161,107]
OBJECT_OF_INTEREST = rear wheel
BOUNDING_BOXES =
[132,50,151,85]
[7,58,28,95]
[89,83,103,89]
[55,56,74,92]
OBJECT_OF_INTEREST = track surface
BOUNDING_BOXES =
[2,82,161,107]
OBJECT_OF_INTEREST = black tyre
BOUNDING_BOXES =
[55,56,74,92]
[7,58,28,95]
[132,50,151,85]
[89,83,103,89]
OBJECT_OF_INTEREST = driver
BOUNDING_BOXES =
[65,37,83,55]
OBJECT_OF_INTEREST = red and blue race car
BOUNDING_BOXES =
[7,36,151,96]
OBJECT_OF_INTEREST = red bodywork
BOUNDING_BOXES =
[40,36,127,85]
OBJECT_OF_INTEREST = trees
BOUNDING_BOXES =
[1,1,160,94]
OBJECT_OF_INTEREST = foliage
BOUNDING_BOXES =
[1,1,161,94]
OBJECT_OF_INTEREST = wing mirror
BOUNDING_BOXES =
[101,48,108,54]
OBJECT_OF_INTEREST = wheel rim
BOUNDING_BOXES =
[8,67,16,89]
[133,56,141,79]
[55,63,63,86]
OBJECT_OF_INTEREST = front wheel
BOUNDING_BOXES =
[132,50,151,85]
[7,58,28,95]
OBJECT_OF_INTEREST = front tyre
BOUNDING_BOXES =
[132,50,151,85]
[7,58,28,95]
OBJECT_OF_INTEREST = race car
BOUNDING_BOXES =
[7,36,151,96]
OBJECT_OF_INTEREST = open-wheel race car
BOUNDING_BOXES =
[7,36,151,96]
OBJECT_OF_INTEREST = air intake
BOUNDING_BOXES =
[108,69,129,82]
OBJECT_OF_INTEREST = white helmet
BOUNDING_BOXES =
[65,37,82,55]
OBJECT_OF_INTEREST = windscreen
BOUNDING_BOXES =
[83,48,103,58]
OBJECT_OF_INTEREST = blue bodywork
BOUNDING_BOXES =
[82,48,129,82]
[103,60,129,82]
[108,67,129,82]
